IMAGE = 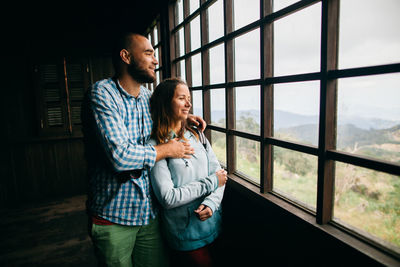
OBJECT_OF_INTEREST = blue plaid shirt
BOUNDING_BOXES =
[85,78,157,226]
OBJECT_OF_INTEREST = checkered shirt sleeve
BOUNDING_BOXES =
[86,78,157,225]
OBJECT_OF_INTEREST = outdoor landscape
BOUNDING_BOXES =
[208,109,400,251]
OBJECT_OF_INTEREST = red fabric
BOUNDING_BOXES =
[171,245,213,267]
[91,215,114,225]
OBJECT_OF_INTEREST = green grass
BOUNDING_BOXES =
[210,121,400,249]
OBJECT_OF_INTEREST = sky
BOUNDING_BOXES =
[183,0,400,122]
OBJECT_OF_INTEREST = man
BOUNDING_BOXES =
[82,32,205,267]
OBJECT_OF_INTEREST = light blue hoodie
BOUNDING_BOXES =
[150,130,225,251]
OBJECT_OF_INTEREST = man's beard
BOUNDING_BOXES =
[127,59,156,84]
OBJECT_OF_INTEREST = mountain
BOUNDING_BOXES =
[201,108,400,131]
[278,123,400,150]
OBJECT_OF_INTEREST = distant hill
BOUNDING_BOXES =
[277,123,400,150]
[202,108,400,130]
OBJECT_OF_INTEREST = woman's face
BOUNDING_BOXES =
[171,84,192,122]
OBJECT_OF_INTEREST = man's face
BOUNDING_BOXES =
[126,35,158,83]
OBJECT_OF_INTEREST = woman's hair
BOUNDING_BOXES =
[150,77,198,144]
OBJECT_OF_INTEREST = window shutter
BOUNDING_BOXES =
[33,56,91,138]
[65,57,90,136]
[34,59,69,136]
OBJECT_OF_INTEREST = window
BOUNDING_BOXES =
[33,56,90,137]
[169,0,400,259]
[146,19,163,91]
[32,53,116,138]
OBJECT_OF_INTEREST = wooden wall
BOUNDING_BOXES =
[0,34,115,208]
[1,47,87,208]
[2,139,87,207]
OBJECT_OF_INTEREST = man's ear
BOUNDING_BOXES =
[120,49,131,65]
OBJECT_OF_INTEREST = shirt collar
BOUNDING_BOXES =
[116,79,143,100]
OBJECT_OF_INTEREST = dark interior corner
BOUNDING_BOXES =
[219,183,385,266]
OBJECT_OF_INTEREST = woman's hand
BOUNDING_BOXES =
[216,169,227,187]
[187,114,207,131]
[194,204,213,221]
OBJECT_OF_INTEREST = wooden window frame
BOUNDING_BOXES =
[146,18,164,91]
[167,0,400,263]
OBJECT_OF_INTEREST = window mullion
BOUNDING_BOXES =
[184,0,192,87]
[261,0,273,193]
[201,0,211,139]
[225,0,236,174]
[317,0,339,225]
[168,2,177,77]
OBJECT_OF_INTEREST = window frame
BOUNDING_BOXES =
[146,18,164,91]
[167,0,400,263]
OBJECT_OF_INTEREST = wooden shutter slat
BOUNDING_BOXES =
[41,64,58,83]
[71,106,81,124]
[46,106,63,126]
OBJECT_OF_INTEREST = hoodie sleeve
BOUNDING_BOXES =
[150,158,219,210]
[201,138,226,212]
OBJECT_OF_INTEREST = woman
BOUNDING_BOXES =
[149,78,227,267]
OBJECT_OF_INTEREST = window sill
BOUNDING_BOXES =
[226,174,400,266]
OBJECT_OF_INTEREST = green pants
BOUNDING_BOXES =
[91,218,168,267]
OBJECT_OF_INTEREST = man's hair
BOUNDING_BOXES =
[111,31,145,73]
[150,77,198,144]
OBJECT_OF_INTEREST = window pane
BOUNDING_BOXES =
[274,2,321,76]
[274,81,320,146]
[236,137,260,185]
[192,90,202,117]
[155,71,160,86]
[177,60,186,81]
[211,89,225,127]
[175,0,184,26]
[233,0,259,30]
[189,0,199,14]
[191,53,202,87]
[334,162,400,251]
[155,47,160,66]
[273,0,299,12]
[207,0,224,43]
[234,29,260,81]
[273,146,318,210]
[148,82,154,92]
[235,86,260,135]
[209,44,225,84]
[338,0,400,69]
[176,28,185,57]
[337,73,400,164]
[148,33,152,46]
[190,16,201,51]
[153,26,158,45]
[211,130,226,165]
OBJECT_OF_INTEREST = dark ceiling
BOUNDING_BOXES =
[12,0,166,55]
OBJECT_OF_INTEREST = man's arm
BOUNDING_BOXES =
[154,138,194,162]
[88,84,156,171]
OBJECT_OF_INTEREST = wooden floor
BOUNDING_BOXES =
[0,195,97,266]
